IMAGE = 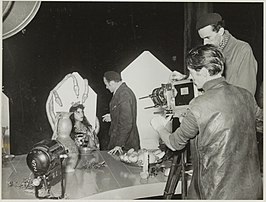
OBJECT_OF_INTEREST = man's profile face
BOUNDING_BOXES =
[103,77,115,93]
[188,67,207,89]
[198,25,222,47]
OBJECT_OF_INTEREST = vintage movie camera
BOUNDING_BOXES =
[140,79,196,115]
[26,139,67,199]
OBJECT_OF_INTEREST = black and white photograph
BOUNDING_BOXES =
[2,1,264,200]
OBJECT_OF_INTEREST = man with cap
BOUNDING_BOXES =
[196,13,257,95]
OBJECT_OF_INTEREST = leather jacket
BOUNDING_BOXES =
[187,78,262,199]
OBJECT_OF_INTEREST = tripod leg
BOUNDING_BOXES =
[181,152,187,199]
[163,154,182,199]
[60,158,66,199]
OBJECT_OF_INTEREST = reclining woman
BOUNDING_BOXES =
[69,103,99,149]
[46,72,100,151]
[47,102,100,150]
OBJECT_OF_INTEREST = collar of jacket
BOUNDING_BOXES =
[202,77,226,92]
[218,30,231,51]
[113,82,124,95]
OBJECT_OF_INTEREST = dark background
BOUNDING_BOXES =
[3,2,263,155]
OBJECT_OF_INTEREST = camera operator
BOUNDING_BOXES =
[151,44,262,200]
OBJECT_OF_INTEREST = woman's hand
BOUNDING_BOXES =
[102,113,111,122]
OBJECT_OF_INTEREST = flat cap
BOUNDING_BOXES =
[196,13,222,30]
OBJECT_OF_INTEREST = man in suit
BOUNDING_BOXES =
[102,71,140,155]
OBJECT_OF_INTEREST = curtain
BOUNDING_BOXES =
[183,3,213,73]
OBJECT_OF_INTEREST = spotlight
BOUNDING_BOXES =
[26,139,67,199]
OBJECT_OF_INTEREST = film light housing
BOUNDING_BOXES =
[26,139,67,199]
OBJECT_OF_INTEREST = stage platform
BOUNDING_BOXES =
[2,150,186,200]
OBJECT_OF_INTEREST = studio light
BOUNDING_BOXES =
[26,139,67,199]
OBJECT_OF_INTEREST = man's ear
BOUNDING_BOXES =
[218,27,225,36]
[199,67,209,77]
[109,80,115,85]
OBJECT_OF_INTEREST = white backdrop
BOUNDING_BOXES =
[122,51,172,149]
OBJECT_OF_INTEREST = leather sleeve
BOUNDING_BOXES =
[169,109,199,150]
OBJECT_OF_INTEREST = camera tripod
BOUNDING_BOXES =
[163,148,188,199]
[163,117,190,199]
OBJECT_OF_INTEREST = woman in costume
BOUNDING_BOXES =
[69,102,99,149]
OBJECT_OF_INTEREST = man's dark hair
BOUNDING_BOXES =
[186,44,225,76]
[104,71,122,82]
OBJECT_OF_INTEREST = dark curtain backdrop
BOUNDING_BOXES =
[184,3,213,74]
